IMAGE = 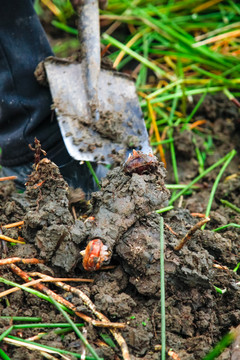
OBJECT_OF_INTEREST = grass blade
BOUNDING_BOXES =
[220,199,240,214]
[212,223,240,232]
[102,33,174,80]
[203,330,235,360]
[160,216,166,360]
[0,316,41,322]
[169,149,237,205]
[5,335,103,360]
[156,205,174,214]
[86,161,101,189]
[50,296,101,360]
[202,149,236,229]
[0,349,11,360]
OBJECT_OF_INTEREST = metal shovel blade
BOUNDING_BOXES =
[44,58,150,164]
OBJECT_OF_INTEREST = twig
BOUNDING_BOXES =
[29,137,47,167]
[189,119,207,129]
[28,274,94,283]
[0,277,93,298]
[191,213,206,218]
[2,221,24,229]
[0,258,44,266]
[71,205,77,220]
[174,217,210,251]
[0,234,25,244]
[164,223,178,236]
[0,176,17,181]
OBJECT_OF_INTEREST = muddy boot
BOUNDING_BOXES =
[0,0,61,167]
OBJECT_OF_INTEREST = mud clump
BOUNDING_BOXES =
[22,158,79,271]
[74,157,170,266]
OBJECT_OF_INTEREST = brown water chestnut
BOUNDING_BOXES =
[124,149,158,175]
[81,239,110,271]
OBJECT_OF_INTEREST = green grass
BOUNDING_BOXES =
[212,223,240,232]
[220,199,240,214]
[201,149,237,230]
[203,329,236,360]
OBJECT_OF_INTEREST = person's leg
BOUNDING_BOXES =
[0,0,106,192]
[0,0,65,166]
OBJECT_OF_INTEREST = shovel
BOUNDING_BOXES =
[44,0,150,164]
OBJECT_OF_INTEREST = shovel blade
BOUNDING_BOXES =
[45,59,150,163]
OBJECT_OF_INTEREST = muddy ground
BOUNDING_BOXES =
[0,95,239,360]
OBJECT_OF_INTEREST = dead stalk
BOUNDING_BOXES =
[3,337,64,359]
[71,205,77,220]
[2,221,24,229]
[0,176,17,181]
[0,277,93,298]
[0,258,44,266]
[28,273,94,283]
[164,223,178,236]
[0,234,25,244]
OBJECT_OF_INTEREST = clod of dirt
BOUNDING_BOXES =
[22,158,79,271]
[0,181,15,200]
[76,158,170,266]
[94,110,124,141]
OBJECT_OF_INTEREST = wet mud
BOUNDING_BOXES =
[0,95,240,359]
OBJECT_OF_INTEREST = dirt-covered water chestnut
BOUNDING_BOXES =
[124,149,158,175]
[81,239,110,271]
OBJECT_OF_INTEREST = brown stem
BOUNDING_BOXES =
[0,176,17,181]
[0,258,44,266]
[174,217,210,251]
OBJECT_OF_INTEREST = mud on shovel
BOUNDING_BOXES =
[44,0,150,164]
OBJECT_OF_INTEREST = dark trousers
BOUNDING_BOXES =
[0,0,64,166]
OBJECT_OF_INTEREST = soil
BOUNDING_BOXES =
[0,94,240,360]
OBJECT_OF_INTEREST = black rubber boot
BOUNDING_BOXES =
[0,0,108,194]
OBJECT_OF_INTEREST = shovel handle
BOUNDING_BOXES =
[78,0,100,105]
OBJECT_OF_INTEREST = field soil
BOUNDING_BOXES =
[0,95,239,359]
